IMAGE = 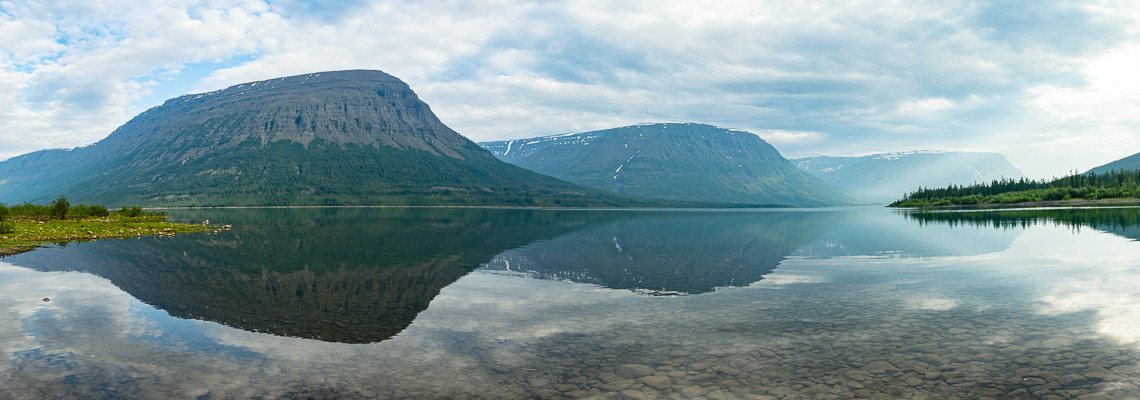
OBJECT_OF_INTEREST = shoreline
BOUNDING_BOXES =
[0,217,224,258]
[147,204,794,210]
[891,198,1140,210]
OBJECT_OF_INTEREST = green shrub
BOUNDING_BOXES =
[70,204,110,218]
[9,203,49,218]
[0,205,11,234]
[50,196,70,219]
[118,206,144,218]
[90,205,110,217]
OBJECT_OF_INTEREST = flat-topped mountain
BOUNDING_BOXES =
[480,123,852,207]
[0,70,646,207]
[793,151,1026,203]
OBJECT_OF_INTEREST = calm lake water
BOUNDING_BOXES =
[3,207,1140,399]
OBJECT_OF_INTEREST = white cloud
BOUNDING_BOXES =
[1020,228,1140,344]
[0,0,282,160]
[751,272,825,286]
[0,262,152,375]
[1017,43,1140,172]
[1,0,1138,178]
[751,129,826,147]
[897,97,956,113]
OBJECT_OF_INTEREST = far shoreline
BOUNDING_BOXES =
[146,204,797,211]
[890,198,1140,210]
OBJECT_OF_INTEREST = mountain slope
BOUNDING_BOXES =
[0,70,649,207]
[1088,152,1140,174]
[793,151,1026,203]
[479,123,852,207]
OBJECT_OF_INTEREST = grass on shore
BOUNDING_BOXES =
[0,215,226,257]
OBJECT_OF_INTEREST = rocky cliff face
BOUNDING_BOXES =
[102,70,470,160]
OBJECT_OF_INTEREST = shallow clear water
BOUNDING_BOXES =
[2,207,1140,399]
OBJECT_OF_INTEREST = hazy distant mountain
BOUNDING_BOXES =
[0,70,650,207]
[479,123,852,207]
[1088,152,1140,174]
[792,151,1026,203]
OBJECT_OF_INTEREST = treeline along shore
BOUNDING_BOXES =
[890,169,1140,208]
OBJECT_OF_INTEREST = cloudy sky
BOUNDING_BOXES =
[2,0,1139,178]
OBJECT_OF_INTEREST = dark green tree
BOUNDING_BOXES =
[0,203,12,234]
[50,196,70,219]
[118,206,144,218]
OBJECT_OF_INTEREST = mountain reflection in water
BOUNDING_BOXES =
[4,207,1137,346]
[2,208,632,343]
[482,211,837,295]
[3,208,848,341]
[5,207,1140,399]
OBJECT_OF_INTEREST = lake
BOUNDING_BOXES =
[2,206,1140,399]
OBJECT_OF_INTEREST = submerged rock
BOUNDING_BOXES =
[615,364,655,379]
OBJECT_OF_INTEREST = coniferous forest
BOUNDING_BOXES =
[890,169,1140,207]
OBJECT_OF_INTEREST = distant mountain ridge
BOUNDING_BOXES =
[480,123,853,207]
[0,70,654,207]
[792,151,1026,203]
[1088,152,1140,174]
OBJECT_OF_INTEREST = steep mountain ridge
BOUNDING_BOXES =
[480,123,852,207]
[0,70,647,207]
[793,151,1026,203]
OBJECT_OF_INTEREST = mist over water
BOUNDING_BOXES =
[2,207,1140,399]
